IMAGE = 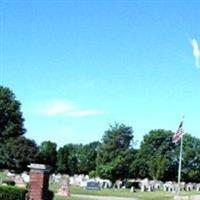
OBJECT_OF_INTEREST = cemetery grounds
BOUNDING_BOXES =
[52,185,200,200]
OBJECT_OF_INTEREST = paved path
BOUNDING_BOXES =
[190,195,200,200]
[72,194,137,200]
[174,195,200,200]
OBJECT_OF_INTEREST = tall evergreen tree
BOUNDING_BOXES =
[96,123,134,182]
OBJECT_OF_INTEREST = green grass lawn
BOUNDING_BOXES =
[54,192,172,200]
[71,186,172,199]
[52,185,200,200]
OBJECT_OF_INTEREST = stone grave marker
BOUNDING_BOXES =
[86,180,100,190]
[57,175,70,197]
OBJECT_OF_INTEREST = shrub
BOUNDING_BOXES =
[25,187,54,200]
[0,186,27,200]
[89,170,97,178]
[2,179,16,186]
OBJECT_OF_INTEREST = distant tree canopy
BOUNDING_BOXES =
[56,142,100,175]
[1,86,200,182]
[131,129,200,182]
[181,134,200,182]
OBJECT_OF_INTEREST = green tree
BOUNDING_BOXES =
[37,141,57,171]
[180,134,200,182]
[148,154,168,180]
[56,144,80,175]
[0,137,38,172]
[133,129,175,180]
[56,145,71,174]
[57,142,100,175]
[67,144,80,175]
[96,123,134,182]
[77,141,100,174]
[132,129,200,182]
[0,86,25,138]
[0,86,38,171]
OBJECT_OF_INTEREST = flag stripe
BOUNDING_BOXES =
[172,121,183,143]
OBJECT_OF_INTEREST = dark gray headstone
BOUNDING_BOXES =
[86,181,100,190]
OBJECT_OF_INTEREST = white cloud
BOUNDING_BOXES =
[37,100,103,117]
[69,109,104,117]
[42,100,75,116]
[191,38,200,68]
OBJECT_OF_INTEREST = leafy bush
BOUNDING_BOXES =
[89,170,97,178]
[2,179,16,186]
[0,186,27,200]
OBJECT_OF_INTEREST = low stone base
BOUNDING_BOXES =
[56,191,70,197]
[56,187,70,197]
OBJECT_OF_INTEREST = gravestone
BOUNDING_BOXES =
[186,183,193,191]
[141,184,145,192]
[57,175,70,197]
[130,186,136,192]
[140,178,149,192]
[14,175,25,186]
[86,180,100,190]
[27,163,51,200]
[196,184,200,191]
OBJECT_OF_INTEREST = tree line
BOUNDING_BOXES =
[0,86,200,183]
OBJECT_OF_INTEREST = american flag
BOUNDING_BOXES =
[172,121,183,143]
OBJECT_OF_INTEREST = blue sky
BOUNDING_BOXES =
[1,0,200,147]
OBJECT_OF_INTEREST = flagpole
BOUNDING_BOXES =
[177,130,183,194]
[177,117,184,195]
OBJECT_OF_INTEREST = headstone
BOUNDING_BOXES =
[186,183,193,191]
[141,184,145,192]
[147,185,152,192]
[14,175,25,186]
[141,178,149,192]
[21,172,29,183]
[86,180,100,190]
[130,186,135,192]
[57,175,70,197]
[115,180,122,189]
[104,181,109,188]
[196,184,200,191]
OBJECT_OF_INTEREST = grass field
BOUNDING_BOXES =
[52,185,200,200]
[71,186,172,199]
